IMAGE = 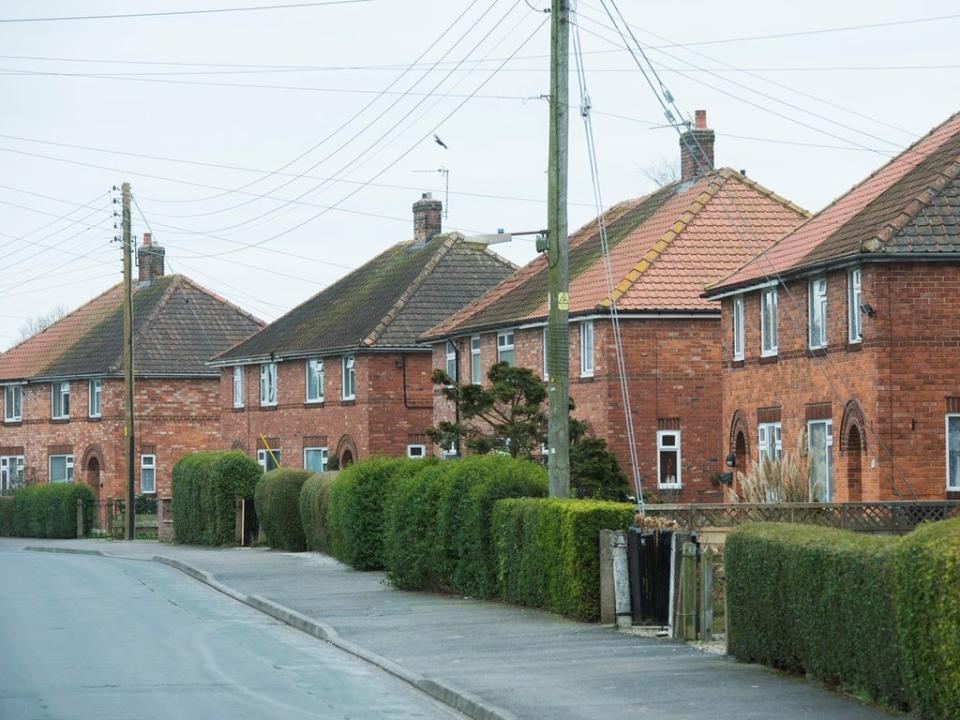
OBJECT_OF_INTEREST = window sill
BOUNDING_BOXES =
[86,416,102,423]
[231,406,245,413]
[758,354,778,365]
[845,341,863,352]
[577,375,595,383]
[304,400,325,408]
[3,419,22,426]
[259,404,278,411]
[807,346,828,358]
[658,484,681,491]
[50,417,70,424]
[731,359,745,368]
[340,399,356,406]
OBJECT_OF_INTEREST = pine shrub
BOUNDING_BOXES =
[298,472,338,552]
[255,468,311,551]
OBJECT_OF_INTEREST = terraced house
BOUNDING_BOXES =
[423,113,809,501]
[210,195,515,471]
[705,110,960,503]
[0,235,263,503]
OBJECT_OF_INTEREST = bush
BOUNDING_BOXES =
[299,472,338,553]
[491,497,634,621]
[10,484,95,538]
[570,437,629,501]
[171,451,261,545]
[725,523,907,708]
[895,518,960,719]
[327,458,428,570]
[255,468,312,551]
[0,496,15,536]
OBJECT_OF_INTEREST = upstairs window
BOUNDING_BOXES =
[232,367,244,408]
[579,321,594,377]
[88,379,102,418]
[470,335,481,384]
[3,385,22,422]
[51,381,70,419]
[732,295,744,361]
[808,278,828,350]
[656,431,681,489]
[445,341,457,382]
[259,363,278,406]
[760,288,778,356]
[49,454,74,483]
[497,331,514,366]
[305,359,324,403]
[758,422,782,461]
[848,268,862,343]
[140,454,156,494]
[342,355,356,400]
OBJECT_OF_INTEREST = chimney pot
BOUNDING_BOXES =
[142,232,152,246]
[412,193,442,244]
[679,108,715,182]
[695,110,707,129]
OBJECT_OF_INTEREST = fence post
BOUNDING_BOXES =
[700,546,713,641]
[611,531,631,629]
[599,529,616,624]
[76,498,84,539]
[675,541,698,641]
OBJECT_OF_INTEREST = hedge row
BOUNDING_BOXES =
[171,450,261,545]
[9,484,95,538]
[0,496,13,536]
[492,497,635,621]
[255,468,312,552]
[299,472,338,553]
[383,455,547,596]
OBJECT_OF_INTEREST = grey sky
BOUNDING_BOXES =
[1,0,957,349]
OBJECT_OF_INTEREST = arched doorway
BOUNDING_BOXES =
[847,425,863,502]
[335,434,358,469]
[734,431,747,481]
[340,449,354,467]
[86,457,101,495]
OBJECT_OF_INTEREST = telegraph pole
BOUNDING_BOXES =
[546,0,570,497]
[121,182,136,540]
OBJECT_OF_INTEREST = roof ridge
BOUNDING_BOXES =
[599,175,724,309]
[363,233,458,347]
[720,167,812,219]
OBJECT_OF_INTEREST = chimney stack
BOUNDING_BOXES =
[412,193,442,245]
[137,232,165,285]
[679,109,715,182]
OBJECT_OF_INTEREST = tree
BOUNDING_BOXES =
[639,155,679,189]
[17,305,65,343]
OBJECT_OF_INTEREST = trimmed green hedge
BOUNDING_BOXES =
[895,518,960,719]
[255,468,312,552]
[725,523,907,709]
[299,472,338,553]
[384,455,547,595]
[10,484,95,538]
[0,496,13,536]
[491,497,634,621]
[171,451,261,545]
[327,458,428,570]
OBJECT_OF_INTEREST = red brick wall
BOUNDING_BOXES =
[719,262,960,501]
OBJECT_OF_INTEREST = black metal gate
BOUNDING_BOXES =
[628,528,672,626]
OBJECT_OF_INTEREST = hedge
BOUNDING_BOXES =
[491,497,634,621]
[255,468,312,551]
[383,455,547,595]
[725,523,907,709]
[327,458,428,570]
[171,450,261,545]
[299,472,338,553]
[0,496,13,536]
[10,484,95,538]
[895,518,960,719]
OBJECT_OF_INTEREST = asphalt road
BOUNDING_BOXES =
[0,548,463,720]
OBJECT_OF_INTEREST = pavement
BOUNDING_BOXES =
[1,537,900,720]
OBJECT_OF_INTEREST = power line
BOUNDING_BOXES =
[0,1,372,24]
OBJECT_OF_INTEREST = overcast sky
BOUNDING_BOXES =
[1,0,958,350]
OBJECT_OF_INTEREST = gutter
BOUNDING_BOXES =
[207,344,432,368]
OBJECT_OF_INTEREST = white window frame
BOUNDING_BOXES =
[542,327,549,381]
[808,277,828,350]
[257,448,281,472]
[3,384,22,422]
[0,455,25,492]
[49,454,74,483]
[407,444,427,459]
[445,341,457,382]
[656,430,681,489]
[848,268,862,344]
[259,363,277,407]
[232,366,244,408]
[303,447,328,472]
[760,288,778,357]
[88,379,102,418]
[140,454,156,494]
[947,414,960,491]
[732,295,744,361]
[807,419,834,502]
[51,381,70,419]
[305,358,324,403]
[470,335,481,385]
[497,330,515,366]
[579,320,594,378]
[758,422,783,461]
[342,355,356,400]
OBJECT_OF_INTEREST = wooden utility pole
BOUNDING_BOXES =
[121,182,136,541]
[546,0,571,497]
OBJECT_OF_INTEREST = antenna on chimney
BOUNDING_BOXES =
[412,167,450,219]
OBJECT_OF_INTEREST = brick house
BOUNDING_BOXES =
[0,235,263,503]
[209,195,515,471]
[422,113,809,501]
[704,110,960,503]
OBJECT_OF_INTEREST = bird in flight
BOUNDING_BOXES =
[434,134,448,150]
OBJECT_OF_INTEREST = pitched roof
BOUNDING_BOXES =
[708,110,960,294]
[423,169,808,339]
[213,233,516,363]
[0,275,263,381]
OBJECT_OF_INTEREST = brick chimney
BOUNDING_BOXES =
[679,109,715,182]
[412,193,442,244]
[137,232,165,285]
